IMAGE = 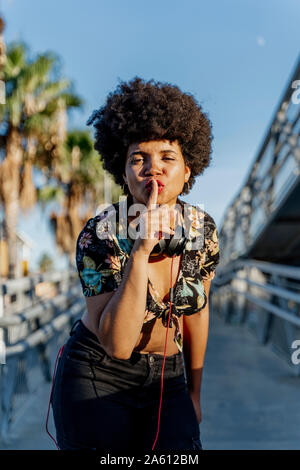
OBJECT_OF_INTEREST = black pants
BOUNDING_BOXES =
[51,319,202,452]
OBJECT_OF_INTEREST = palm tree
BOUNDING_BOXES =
[20,86,81,213]
[0,39,122,276]
[0,42,82,278]
[45,130,123,266]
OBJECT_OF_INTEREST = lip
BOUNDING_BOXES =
[145,179,165,194]
[145,179,165,188]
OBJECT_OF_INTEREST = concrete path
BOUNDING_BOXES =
[1,311,300,450]
[200,310,300,449]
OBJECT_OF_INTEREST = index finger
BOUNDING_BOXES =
[146,179,158,210]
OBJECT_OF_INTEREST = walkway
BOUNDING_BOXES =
[1,311,299,450]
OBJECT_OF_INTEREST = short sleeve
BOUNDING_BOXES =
[75,215,122,297]
[199,212,220,281]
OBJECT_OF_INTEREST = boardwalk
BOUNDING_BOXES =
[1,310,300,450]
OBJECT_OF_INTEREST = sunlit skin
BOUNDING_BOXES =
[123,139,191,212]
[82,139,205,424]
[121,140,204,424]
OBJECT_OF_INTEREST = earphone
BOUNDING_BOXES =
[150,223,189,257]
[129,219,192,258]
[125,189,195,259]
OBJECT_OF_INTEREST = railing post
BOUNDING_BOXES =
[29,277,37,307]
[260,303,274,344]
[0,357,18,442]
[34,316,52,383]
[239,266,250,325]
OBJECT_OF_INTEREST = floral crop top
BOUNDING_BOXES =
[75,197,220,352]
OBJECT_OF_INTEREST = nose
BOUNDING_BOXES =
[144,157,163,175]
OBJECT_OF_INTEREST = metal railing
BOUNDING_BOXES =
[0,270,86,444]
[218,55,300,265]
[211,259,300,376]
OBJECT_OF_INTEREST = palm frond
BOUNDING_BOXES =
[3,42,28,78]
[34,80,70,107]
[59,92,83,109]
[37,184,64,203]
[19,52,58,93]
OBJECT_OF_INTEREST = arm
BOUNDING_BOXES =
[77,221,151,360]
[98,246,150,359]
[182,278,211,422]
[89,181,175,360]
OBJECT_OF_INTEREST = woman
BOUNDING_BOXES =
[50,77,220,452]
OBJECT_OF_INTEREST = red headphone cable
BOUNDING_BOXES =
[151,254,175,451]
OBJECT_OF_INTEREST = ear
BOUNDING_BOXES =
[185,165,191,181]
[122,173,128,185]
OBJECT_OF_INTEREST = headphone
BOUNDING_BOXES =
[128,221,189,258]
[149,223,191,258]
[127,205,197,259]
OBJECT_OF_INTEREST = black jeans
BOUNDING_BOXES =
[51,319,202,452]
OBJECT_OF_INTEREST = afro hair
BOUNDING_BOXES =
[87,76,213,196]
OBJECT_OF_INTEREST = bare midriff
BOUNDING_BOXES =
[81,253,183,357]
[81,312,182,357]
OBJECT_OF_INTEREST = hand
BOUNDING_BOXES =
[129,180,177,256]
[190,392,202,424]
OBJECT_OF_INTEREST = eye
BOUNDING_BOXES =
[131,158,143,163]
[163,157,175,161]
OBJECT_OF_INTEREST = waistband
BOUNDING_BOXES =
[70,319,183,367]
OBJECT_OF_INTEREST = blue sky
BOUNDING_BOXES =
[1,0,299,270]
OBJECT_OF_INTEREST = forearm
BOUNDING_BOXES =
[183,306,209,397]
[183,359,204,396]
[98,246,149,359]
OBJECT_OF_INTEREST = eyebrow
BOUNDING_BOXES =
[129,149,177,157]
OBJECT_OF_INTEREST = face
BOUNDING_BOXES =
[123,139,191,207]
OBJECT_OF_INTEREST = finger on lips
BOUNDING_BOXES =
[146,179,158,209]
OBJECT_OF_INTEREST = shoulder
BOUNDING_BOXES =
[178,198,218,242]
[76,202,121,257]
[75,203,125,297]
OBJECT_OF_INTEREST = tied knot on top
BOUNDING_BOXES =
[160,302,180,328]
